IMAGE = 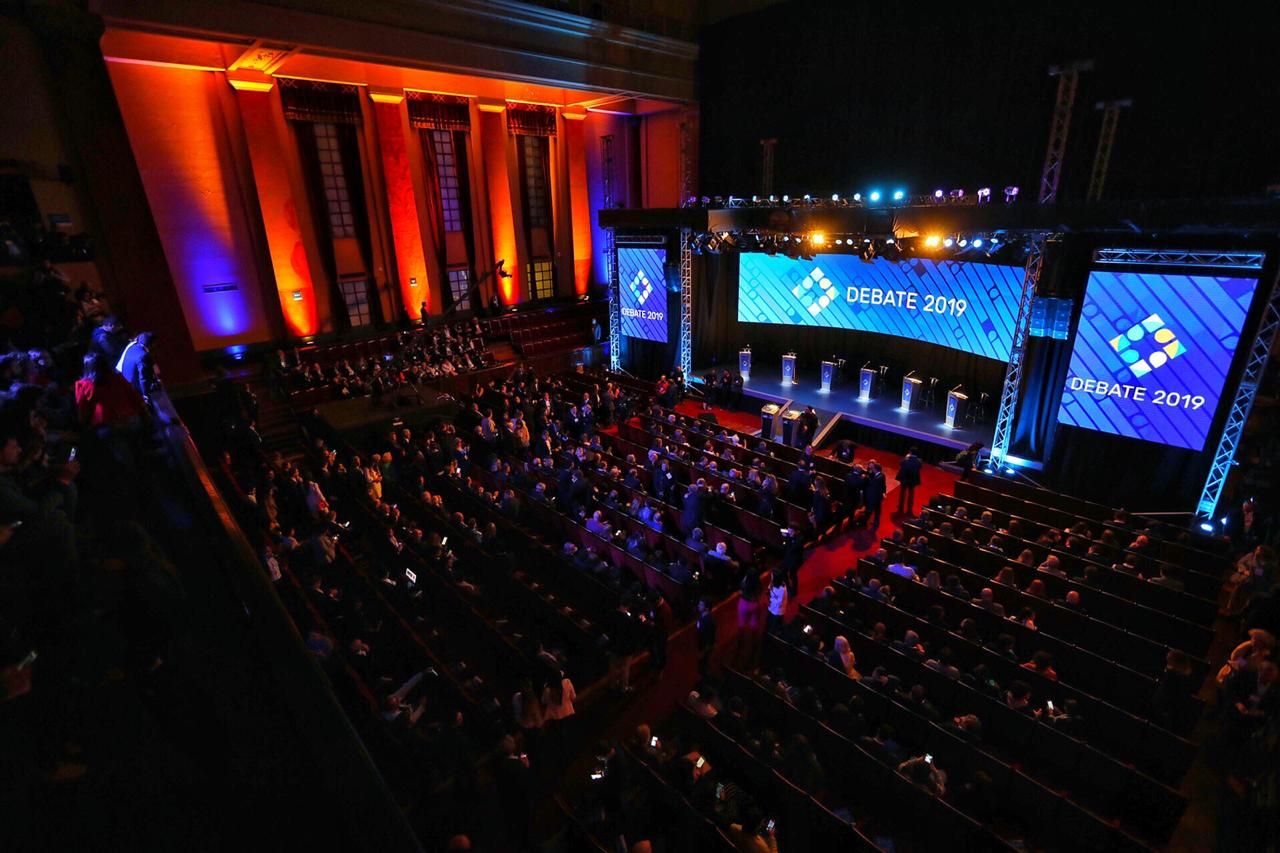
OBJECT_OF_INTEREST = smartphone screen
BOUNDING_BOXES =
[696,756,706,769]
[925,753,933,764]
[650,736,659,748]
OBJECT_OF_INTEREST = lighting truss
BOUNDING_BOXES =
[1094,248,1266,271]
[1039,61,1092,204]
[988,232,1054,471]
[1197,264,1280,520]
[601,134,621,371]
[679,229,693,378]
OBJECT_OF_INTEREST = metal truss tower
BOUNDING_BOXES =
[678,228,693,377]
[988,233,1054,471]
[760,138,776,198]
[601,134,621,371]
[1087,99,1131,202]
[1198,265,1280,520]
[1039,61,1093,204]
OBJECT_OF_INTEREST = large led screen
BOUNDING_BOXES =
[618,247,668,342]
[737,254,1025,361]
[1056,271,1258,451]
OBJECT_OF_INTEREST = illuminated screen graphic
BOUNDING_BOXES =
[1056,270,1258,451]
[737,254,1025,361]
[618,247,668,342]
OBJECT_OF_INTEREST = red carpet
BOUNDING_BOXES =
[674,399,764,436]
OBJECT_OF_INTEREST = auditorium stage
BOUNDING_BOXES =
[694,362,994,463]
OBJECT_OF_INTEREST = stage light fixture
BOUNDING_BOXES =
[1199,521,1215,533]
[768,195,778,203]
[835,238,844,245]
[1004,186,1020,203]
[924,235,941,248]
[943,237,955,248]
[976,187,992,204]
[868,190,882,203]
[934,189,944,200]
[810,232,826,246]
[831,194,840,202]
[892,189,905,201]
[958,238,969,248]
[948,189,965,201]
[852,193,862,202]
[751,195,761,203]
[885,237,896,245]
[782,194,790,203]
[803,194,812,202]
[972,238,984,248]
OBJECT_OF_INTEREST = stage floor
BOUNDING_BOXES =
[695,363,994,453]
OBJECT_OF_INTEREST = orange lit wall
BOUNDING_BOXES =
[372,100,430,318]
[234,85,319,337]
[479,109,520,305]
[108,61,273,349]
[563,117,593,295]
[642,110,683,209]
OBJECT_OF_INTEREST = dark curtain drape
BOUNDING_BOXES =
[418,129,448,300]
[1047,426,1209,512]
[1009,336,1073,461]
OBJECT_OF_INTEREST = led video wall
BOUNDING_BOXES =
[618,247,668,342]
[737,254,1025,361]
[1056,270,1258,451]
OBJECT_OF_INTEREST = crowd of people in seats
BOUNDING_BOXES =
[1,229,191,831]
[274,318,491,397]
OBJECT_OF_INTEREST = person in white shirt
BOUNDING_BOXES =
[767,571,788,635]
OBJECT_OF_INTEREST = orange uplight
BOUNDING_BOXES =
[480,110,519,304]
[564,118,593,295]
[234,85,318,336]
[372,100,430,318]
[924,234,942,248]
[810,232,826,246]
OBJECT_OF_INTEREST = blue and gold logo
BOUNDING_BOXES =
[1109,313,1186,378]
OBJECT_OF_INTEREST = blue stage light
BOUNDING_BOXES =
[853,193,862,202]
[943,237,954,248]
[892,189,905,201]
[972,238,984,248]
[1199,522,1215,533]
[868,190,882,203]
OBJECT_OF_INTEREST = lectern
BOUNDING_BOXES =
[781,353,796,385]
[781,409,802,446]
[819,360,836,393]
[739,348,752,380]
[858,366,875,401]
[760,404,780,440]
[946,389,968,429]
[901,373,922,411]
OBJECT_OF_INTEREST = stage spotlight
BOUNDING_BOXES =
[924,235,941,248]
[933,189,944,200]
[943,237,955,248]
[751,195,761,203]
[892,189,905,201]
[803,194,812,203]
[885,237,896,245]
[810,232,826,246]
[768,195,778,203]
[868,190,882,203]
[835,238,844,245]
[972,238,984,248]
[977,187,992,204]
[852,193,862,202]
[948,189,965,201]
[831,194,840,202]
[958,238,969,248]
[782,194,790,203]
[1004,186,1020,203]
[782,235,790,242]
[1198,521,1215,533]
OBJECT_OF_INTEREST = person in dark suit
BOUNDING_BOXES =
[786,463,812,502]
[779,526,805,596]
[863,461,887,531]
[695,597,717,678]
[896,448,924,515]
[796,405,819,448]
[844,463,867,520]
[116,331,159,405]
[89,315,128,369]
[682,480,706,531]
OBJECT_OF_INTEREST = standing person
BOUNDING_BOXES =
[89,315,128,368]
[797,405,819,448]
[896,447,923,515]
[116,331,160,405]
[541,671,577,760]
[779,526,805,597]
[512,678,544,760]
[767,572,789,636]
[736,573,765,670]
[651,591,674,672]
[696,597,717,678]
[863,461,887,532]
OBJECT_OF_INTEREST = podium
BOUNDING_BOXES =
[781,353,797,385]
[945,390,968,429]
[858,367,875,401]
[819,360,836,393]
[761,404,780,440]
[901,374,922,411]
[739,348,752,380]
[781,409,802,446]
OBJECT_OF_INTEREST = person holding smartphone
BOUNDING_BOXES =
[897,753,948,797]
